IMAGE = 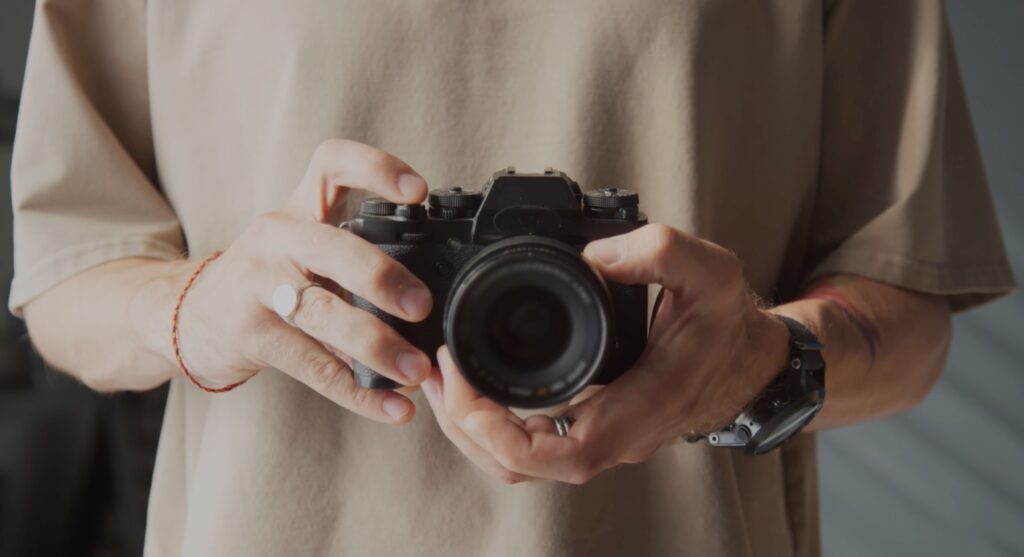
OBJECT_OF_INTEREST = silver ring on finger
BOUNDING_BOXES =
[272,282,317,326]
[551,415,576,437]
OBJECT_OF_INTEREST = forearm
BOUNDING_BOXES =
[770,275,952,431]
[23,257,192,391]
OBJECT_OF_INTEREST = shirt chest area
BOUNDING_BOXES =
[148,0,820,96]
[147,0,824,270]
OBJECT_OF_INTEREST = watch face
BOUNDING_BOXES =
[751,403,822,455]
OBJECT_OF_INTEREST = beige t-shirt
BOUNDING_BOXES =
[11,1,1015,556]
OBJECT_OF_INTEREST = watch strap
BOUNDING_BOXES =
[699,314,825,452]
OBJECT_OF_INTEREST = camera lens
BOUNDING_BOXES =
[485,286,571,370]
[444,236,613,408]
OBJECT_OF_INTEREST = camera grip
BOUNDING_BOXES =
[350,294,402,390]
[352,363,400,389]
[346,242,478,389]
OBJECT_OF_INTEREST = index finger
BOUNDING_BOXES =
[286,139,429,220]
[259,217,432,322]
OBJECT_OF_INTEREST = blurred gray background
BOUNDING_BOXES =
[0,1,1020,556]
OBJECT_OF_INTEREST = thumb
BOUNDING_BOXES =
[583,224,702,291]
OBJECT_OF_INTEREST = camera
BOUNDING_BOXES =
[346,167,648,408]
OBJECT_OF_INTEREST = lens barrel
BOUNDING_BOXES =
[443,236,613,408]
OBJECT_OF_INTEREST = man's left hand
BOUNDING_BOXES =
[419,224,791,485]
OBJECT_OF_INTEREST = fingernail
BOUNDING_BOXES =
[383,397,411,420]
[397,173,427,200]
[400,284,432,318]
[396,350,429,383]
[586,237,624,265]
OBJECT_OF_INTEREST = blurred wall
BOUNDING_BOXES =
[0,1,1020,556]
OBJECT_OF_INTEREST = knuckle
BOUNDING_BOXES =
[249,312,281,339]
[306,224,336,253]
[566,453,601,485]
[565,462,598,485]
[363,256,399,292]
[485,444,514,468]
[712,247,745,291]
[298,290,335,326]
[246,212,282,247]
[345,381,375,410]
[304,352,345,391]
[497,449,527,472]
[567,468,594,486]
[360,329,393,360]
[647,224,678,261]
[723,250,744,281]
[497,452,518,470]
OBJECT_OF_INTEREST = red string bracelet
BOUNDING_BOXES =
[171,250,251,393]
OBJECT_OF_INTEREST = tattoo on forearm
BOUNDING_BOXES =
[804,284,881,363]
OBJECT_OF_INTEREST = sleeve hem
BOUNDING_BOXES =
[801,248,1017,312]
[9,238,185,317]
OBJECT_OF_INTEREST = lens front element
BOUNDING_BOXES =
[485,285,572,371]
[444,236,613,408]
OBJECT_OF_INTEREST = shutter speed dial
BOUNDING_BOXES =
[395,204,427,220]
[360,198,397,216]
[583,188,640,219]
[428,187,484,219]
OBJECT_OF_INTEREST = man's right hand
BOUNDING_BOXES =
[142,140,434,423]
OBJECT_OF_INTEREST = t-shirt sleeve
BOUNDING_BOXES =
[802,1,1015,312]
[9,0,185,316]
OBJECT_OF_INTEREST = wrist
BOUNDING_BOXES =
[743,308,792,399]
[129,259,197,369]
[703,308,791,433]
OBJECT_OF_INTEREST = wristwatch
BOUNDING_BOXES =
[705,315,826,455]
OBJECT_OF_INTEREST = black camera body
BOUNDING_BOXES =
[347,167,648,408]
